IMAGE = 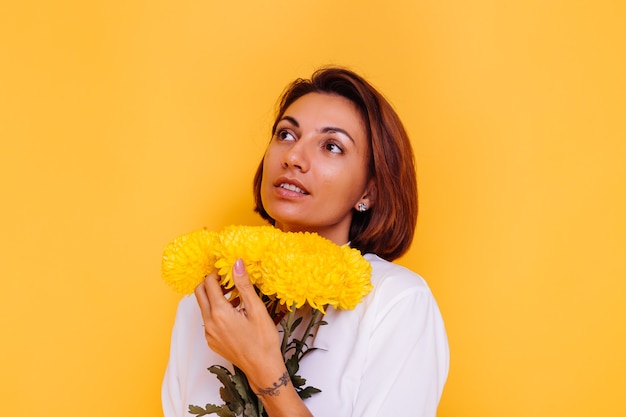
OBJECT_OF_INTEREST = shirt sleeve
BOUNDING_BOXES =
[162,296,195,417]
[161,295,245,417]
[351,286,449,417]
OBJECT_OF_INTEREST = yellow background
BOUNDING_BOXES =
[1,1,624,416]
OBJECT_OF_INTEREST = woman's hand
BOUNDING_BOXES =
[194,259,314,417]
[194,259,286,392]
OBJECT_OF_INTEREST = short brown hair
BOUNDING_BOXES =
[253,67,417,261]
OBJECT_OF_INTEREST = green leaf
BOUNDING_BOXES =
[215,406,237,417]
[298,386,322,399]
[188,404,209,415]
[290,339,308,356]
[300,347,318,360]
[232,367,259,415]
[188,403,236,417]
[208,366,244,415]
[242,402,262,417]
[290,373,306,389]
[285,354,300,377]
[290,316,303,333]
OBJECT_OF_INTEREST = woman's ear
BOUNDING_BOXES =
[355,179,376,212]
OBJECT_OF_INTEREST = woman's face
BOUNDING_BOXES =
[260,92,373,245]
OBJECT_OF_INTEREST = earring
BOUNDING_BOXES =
[357,202,367,212]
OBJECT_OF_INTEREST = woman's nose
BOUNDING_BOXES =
[282,141,309,172]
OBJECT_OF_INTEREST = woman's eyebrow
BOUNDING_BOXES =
[278,116,355,144]
[320,127,355,144]
[278,116,299,127]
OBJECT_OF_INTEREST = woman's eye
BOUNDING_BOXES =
[325,142,343,154]
[277,129,296,141]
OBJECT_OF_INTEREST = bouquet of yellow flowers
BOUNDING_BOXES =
[162,225,373,417]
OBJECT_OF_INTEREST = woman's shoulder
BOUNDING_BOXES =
[172,294,202,327]
[357,254,446,337]
[363,253,432,295]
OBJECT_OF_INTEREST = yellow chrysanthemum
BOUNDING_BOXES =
[161,229,218,295]
[260,232,372,312]
[161,225,373,313]
[212,225,280,289]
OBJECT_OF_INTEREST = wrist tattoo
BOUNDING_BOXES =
[256,371,290,397]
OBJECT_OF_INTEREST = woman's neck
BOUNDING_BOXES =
[274,222,350,246]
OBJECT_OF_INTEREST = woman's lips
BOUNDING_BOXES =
[274,178,310,195]
[278,183,307,194]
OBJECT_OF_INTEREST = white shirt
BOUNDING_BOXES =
[162,253,449,417]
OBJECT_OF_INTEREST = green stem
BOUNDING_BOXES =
[296,308,321,360]
[258,398,265,417]
[280,305,296,357]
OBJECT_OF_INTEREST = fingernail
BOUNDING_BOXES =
[234,259,245,276]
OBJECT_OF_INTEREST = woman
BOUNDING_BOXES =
[162,67,449,417]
